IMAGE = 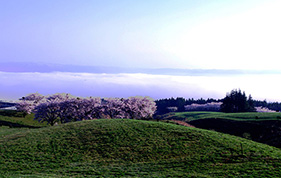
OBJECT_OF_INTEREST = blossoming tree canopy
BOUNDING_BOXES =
[20,93,45,102]
[16,93,157,125]
[16,93,45,115]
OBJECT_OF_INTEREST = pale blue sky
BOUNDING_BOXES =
[1,0,279,69]
[1,0,281,101]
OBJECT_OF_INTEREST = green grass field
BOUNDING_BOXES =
[0,110,46,127]
[160,111,281,121]
[1,119,281,177]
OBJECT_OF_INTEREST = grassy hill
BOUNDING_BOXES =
[159,111,281,148]
[0,110,46,128]
[1,119,281,177]
[159,111,281,121]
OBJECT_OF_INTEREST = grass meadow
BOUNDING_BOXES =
[0,111,281,177]
[159,111,281,121]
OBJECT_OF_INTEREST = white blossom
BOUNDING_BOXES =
[24,93,157,125]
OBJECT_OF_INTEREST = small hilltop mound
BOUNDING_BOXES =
[0,119,280,177]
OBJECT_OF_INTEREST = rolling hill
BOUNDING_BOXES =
[1,119,281,177]
[160,111,281,148]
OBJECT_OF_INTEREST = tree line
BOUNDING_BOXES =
[155,89,281,114]
[15,90,281,123]
[253,100,281,112]
[16,93,157,126]
[155,97,222,114]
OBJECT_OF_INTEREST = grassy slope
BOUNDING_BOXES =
[0,119,281,177]
[160,111,281,121]
[160,112,281,148]
[0,110,46,127]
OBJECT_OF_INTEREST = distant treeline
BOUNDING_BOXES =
[0,101,16,109]
[254,100,281,112]
[155,97,281,114]
[155,97,222,114]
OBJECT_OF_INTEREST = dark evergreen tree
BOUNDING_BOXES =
[220,89,256,113]
[248,95,256,112]
[175,97,186,112]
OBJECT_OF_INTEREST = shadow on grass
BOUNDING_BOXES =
[0,120,41,128]
[190,118,281,148]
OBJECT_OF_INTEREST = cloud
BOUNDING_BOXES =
[0,72,280,102]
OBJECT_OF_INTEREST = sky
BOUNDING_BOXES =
[1,0,281,101]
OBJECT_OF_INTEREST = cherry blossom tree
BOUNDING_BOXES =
[139,96,157,119]
[27,93,157,125]
[34,93,74,125]
[82,97,103,120]
[20,93,45,103]
[34,99,61,126]
[46,93,74,101]
[58,97,102,123]
[16,93,45,117]
[16,100,34,116]
[122,97,156,119]
[184,102,222,111]
[58,98,81,123]
[102,98,125,119]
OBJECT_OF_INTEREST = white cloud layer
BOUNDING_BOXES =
[0,72,280,102]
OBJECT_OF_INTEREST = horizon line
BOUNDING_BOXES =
[0,62,280,76]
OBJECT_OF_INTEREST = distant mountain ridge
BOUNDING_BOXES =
[0,62,279,76]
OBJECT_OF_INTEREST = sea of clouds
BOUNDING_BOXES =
[0,72,280,102]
